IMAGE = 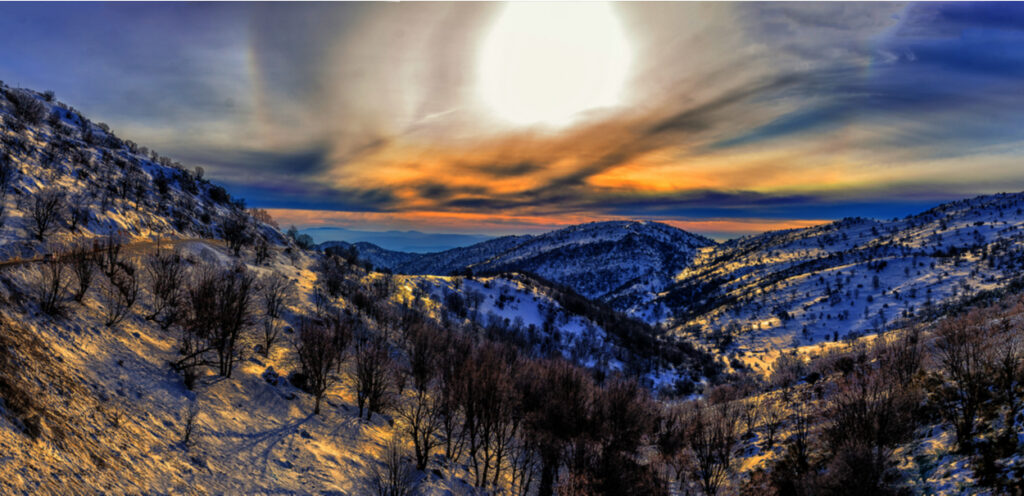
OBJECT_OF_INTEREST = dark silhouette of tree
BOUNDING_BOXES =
[686,401,740,496]
[144,250,185,329]
[294,317,343,415]
[0,152,15,225]
[100,259,140,327]
[26,188,65,241]
[178,264,256,384]
[258,271,293,356]
[68,241,97,302]
[352,333,395,420]
[366,436,416,496]
[34,254,70,315]
[221,210,251,257]
[932,311,992,451]
[397,379,443,471]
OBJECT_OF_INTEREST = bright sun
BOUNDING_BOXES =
[477,2,633,128]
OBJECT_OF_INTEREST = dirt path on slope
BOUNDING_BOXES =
[0,237,226,269]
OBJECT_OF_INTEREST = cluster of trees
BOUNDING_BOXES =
[30,234,138,320]
[358,315,667,495]
[928,306,1024,490]
[176,263,258,387]
[298,255,671,495]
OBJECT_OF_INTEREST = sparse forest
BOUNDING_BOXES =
[0,83,1022,495]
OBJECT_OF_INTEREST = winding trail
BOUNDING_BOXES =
[0,237,226,268]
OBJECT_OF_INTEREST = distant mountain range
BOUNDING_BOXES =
[301,226,494,252]
[321,220,714,301]
[323,193,1024,357]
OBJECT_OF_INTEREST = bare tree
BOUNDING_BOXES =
[99,231,124,278]
[100,260,140,327]
[686,401,740,496]
[178,266,219,389]
[181,401,200,448]
[353,333,395,420]
[26,188,65,241]
[0,152,15,226]
[210,265,256,377]
[401,320,439,392]
[933,311,993,451]
[254,237,271,265]
[294,318,343,415]
[398,381,443,471]
[34,254,70,315]
[144,250,185,329]
[175,264,256,382]
[221,210,251,257]
[367,436,416,496]
[656,404,689,492]
[258,271,293,356]
[67,194,90,232]
[68,241,97,302]
[760,397,785,451]
[314,254,348,298]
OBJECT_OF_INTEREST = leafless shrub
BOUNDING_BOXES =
[145,249,185,329]
[33,254,70,315]
[25,188,66,241]
[181,401,200,448]
[352,333,395,420]
[294,318,343,415]
[686,401,740,496]
[366,436,417,496]
[258,271,293,356]
[7,89,46,125]
[68,241,97,302]
[178,264,256,381]
[100,260,140,327]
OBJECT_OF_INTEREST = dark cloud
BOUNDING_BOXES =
[4,2,1024,233]
[225,181,397,212]
[170,145,334,179]
[475,161,544,178]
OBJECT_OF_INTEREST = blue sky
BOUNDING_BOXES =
[2,2,1024,238]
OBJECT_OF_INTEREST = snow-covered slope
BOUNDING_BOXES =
[321,235,532,276]
[338,221,714,308]
[658,192,1024,361]
[399,272,716,392]
[0,84,281,257]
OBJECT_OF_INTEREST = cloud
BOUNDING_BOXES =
[5,2,1024,237]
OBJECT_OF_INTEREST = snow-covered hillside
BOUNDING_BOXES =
[0,84,281,257]
[322,194,1024,372]
[337,221,714,307]
[399,272,715,393]
[657,193,1024,366]
[322,234,532,276]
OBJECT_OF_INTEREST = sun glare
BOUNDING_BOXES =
[477,2,633,128]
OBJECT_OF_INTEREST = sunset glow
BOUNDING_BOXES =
[4,3,1024,239]
[477,2,632,127]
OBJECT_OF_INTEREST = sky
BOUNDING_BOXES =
[2,2,1024,239]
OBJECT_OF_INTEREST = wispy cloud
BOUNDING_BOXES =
[3,2,1024,237]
